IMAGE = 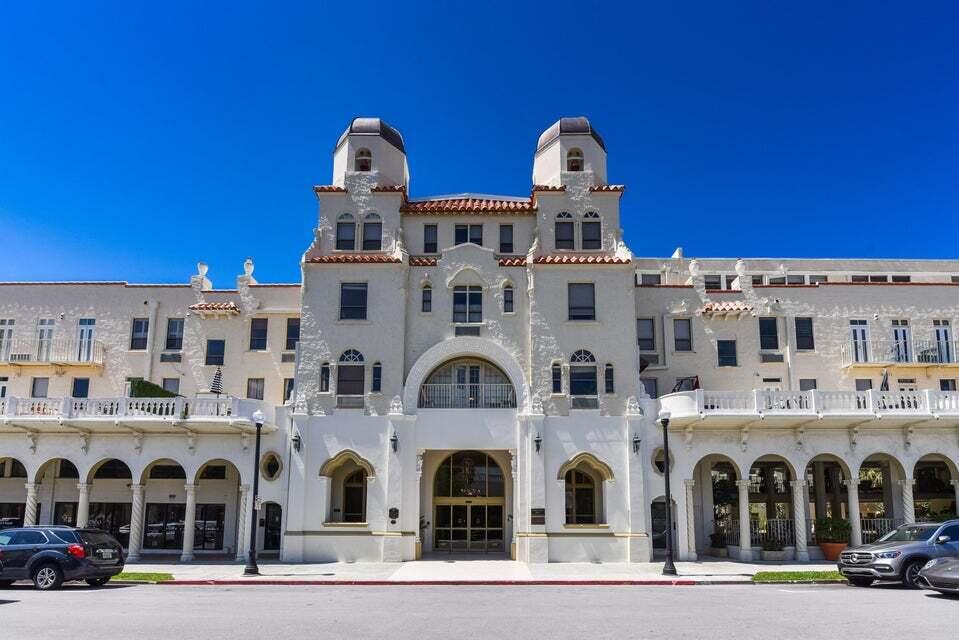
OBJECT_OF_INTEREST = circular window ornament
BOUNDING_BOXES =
[260,452,282,481]
[652,448,674,475]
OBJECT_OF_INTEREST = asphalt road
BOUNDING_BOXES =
[0,582,955,640]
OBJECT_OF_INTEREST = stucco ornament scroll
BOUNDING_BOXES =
[530,394,544,415]
[389,396,404,415]
[626,396,643,415]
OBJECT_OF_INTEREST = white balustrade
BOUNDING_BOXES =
[700,390,755,413]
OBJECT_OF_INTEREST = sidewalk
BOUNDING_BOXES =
[125,557,838,585]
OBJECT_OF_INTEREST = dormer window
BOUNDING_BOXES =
[582,211,601,250]
[354,148,372,172]
[336,213,356,251]
[567,148,584,172]
[555,212,574,250]
[362,213,382,251]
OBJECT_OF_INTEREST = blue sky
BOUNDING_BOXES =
[1,1,957,284]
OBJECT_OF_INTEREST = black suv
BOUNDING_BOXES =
[0,527,124,590]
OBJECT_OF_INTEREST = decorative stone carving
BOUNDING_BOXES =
[530,394,544,415]
[625,396,643,415]
[389,396,404,415]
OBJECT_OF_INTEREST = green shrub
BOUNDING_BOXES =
[815,517,851,543]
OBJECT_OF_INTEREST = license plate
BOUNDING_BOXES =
[100,550,114,559]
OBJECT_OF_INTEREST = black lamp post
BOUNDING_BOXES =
[658,409,677,576]
[243,410,265,576]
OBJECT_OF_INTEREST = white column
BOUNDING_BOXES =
[899,479,916,525]
[181,483,197,562]
[791,480,809,561]
[414,453,424,560]
[76,482,90,528]
[23,482,39,526]
[127,484,145,562]
[684,479,697,560]
[235,484,250,561]
[736,480,752,561]
[845,479,862,546]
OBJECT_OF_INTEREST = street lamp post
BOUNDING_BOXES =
[243,409,265,576]
[658,409,677,576]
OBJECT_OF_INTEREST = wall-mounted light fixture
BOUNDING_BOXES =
[390,432,399,452]
[534,433,542,453]
[291,433,302,453]
[632,433,641,454]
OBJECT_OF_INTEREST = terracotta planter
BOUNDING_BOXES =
[819,542,847,561]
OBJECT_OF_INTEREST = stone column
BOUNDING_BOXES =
[899,479,916,525]
[76,483,90,528]
[951,480,959,516]
[684,479,697,560]
[181,483,197,562]
[813,462,827,520]
[844,479,862,547]
[23,482,39,526]
[791,480,809,561]
[235,484,250,562]
[736,480,752,561]
[127,483,145,562]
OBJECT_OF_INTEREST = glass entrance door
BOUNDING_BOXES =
[434,502,504,553]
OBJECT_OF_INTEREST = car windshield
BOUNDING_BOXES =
[877,525,939,543]
[0,532,12,545]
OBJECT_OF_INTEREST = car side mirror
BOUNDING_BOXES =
[936,535,951,545]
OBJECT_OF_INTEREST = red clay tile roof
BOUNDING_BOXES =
[498,257,528,267]
[699,300,753,314]
[532,185,566,192]
[189,301,240,313]
[308,254,402,264]
[533,254,631,265]
[409,256,438,266]
[591,185,625,192]
[313,185,347,193]
[371,185,406,193]
[401,196,536,215]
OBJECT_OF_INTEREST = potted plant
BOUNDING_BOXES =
[816,517,851,561]
[761,536,787,561]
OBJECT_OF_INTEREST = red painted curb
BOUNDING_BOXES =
[161,579,702,586]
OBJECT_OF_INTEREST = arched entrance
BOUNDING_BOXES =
[432,451,506,553]
[0,457,28,528]
[419,358,516,409]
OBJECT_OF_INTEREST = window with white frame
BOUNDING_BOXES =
[453,286,482,323]
[581,212,601,250]
[637,318,655,351]
[555,212,574,250]
[421,284,432,313]
[569,350,598,408]
[503,285,514,313]
[454,224,483,246]
[336,213,356,251]
[362,213,382,251]
[337,350,365,405]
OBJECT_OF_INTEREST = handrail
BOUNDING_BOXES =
[418,383,517,409]
[0,337,106,365]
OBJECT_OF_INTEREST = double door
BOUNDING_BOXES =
[434,500,504,553]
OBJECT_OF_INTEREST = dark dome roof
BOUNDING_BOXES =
[536,117,605,153]
[336,117,405,153]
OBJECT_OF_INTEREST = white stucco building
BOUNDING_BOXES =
[2,117,958,564]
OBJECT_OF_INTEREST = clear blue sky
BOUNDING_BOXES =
[2,2,957,284]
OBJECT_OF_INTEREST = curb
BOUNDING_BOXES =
[156,578,753,586]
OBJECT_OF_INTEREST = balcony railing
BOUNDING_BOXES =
[0,338,106,366]
[418,383,517,409]
[661,388,959,420]
[841,338,959,367]
[1,396,255,421]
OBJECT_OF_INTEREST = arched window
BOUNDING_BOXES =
[604,363,615,394]
[343,469,367,521]
[569,350,597,408]
[336,213,355,251]
[421,284,432,313]
[566,148,584,172]
[337,350,365,407]
[503,284,514,313]
[551,362,563,394]
[354,148,372,172]
[371,362,382,393]
[582,211,601,250]
[565,468,597,523]
[362,213,382,251]
[555,212,574,250]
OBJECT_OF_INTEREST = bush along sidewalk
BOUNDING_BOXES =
[752,571,846,584]
[113,572,175,583]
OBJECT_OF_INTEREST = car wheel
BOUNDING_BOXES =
[848,577,874,587]
[902,560,924,589]
[32,564,64,591]
[85,577,110,587]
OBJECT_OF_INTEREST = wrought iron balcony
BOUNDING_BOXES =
[841,338,959,367]
[418,383,516,409]
[0,338,105,366]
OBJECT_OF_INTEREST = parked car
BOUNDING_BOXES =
[917,557,959,595]
[837,520,959,588]
[0,527,124,590]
